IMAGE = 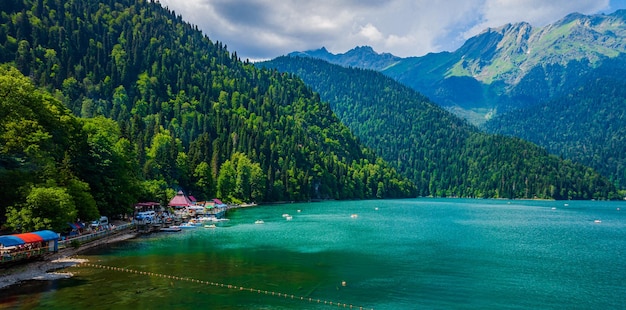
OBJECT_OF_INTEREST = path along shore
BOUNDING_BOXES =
[0,230,139,290]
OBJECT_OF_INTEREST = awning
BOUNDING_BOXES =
[0,235,25,247]
[68,223,85,230]
[0,230,58,248]
[13,233,43,243]
[31,230,59,242]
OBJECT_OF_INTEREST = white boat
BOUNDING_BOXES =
[255,220,264,224]
[189,219,203,226]
[197,216,216,222]
[179,223,197,228]
[282,213,290,217]
[594,219,602,223]
[199,216,230,222]
[350,214,358,218]
[204,224,216,228]
[285,215,293,220]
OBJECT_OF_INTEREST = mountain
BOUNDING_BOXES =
[484,55,626,189]
[290,11,626,121]
[289,46,401,71]
[287,11,626,191]
[0,0,417,229]
[384,11,626,120]
[258,56,618,200]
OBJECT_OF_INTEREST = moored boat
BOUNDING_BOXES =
[160,226,182,232]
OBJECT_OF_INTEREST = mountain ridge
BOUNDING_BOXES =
[286,10,626,190]
[258,56,618,199]
[290,9,626,115]
[288,45,401,71]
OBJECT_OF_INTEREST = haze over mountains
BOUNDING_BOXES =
[283,9,626,190]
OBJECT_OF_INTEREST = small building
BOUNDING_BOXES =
[168,191,192,208]
[135,202,161,213]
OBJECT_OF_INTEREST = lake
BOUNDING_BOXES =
[2,198,626,309]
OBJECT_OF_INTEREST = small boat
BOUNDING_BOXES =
[350,214,358,218]
[285,215,293,220]
[594,219,602,223]
[179,222,198,228]
[282,213,290,217]
[160,226,182,232]
[255,220,264,224]
[204,224,216,228]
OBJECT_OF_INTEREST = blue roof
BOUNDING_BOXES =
[31,230,58,242]
[0,235,25,247]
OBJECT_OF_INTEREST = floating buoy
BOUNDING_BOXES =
[76,263,373,309]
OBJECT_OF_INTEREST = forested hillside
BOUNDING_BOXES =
[485,56,626,189]
[0,0,416,232]
[259,56,619,200]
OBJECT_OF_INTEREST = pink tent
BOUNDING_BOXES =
[168,191,191,207]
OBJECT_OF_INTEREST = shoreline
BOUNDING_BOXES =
[0,230,139,290]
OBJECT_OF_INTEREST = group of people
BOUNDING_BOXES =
[1,242,46,263]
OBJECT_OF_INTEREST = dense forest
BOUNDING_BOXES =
[0,0,417,232]
[485,56,626,189]
[259,56,619,200]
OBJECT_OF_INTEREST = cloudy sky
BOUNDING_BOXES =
[158,0,626,61]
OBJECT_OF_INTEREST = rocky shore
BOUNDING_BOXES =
[0,231,138,290]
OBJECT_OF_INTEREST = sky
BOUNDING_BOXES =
[157,0,626,61]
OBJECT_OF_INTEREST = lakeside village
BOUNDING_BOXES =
[0,191,252,265]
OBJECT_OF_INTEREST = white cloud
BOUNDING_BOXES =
[358,23,384,42]
[158,0,618,60]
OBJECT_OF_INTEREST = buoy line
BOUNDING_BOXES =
[77,262,373,310]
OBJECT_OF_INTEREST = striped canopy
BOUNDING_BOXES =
[0,230,58,247]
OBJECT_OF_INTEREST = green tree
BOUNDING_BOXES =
[216,160,236,201]
[6,186,77,232]
[193,161,213,200]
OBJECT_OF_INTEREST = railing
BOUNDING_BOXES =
[58,223,134,250]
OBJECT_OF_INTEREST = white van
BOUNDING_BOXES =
[91,216,109,229]
[135,211,156,222]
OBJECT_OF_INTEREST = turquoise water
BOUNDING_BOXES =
[2,198,626,309]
